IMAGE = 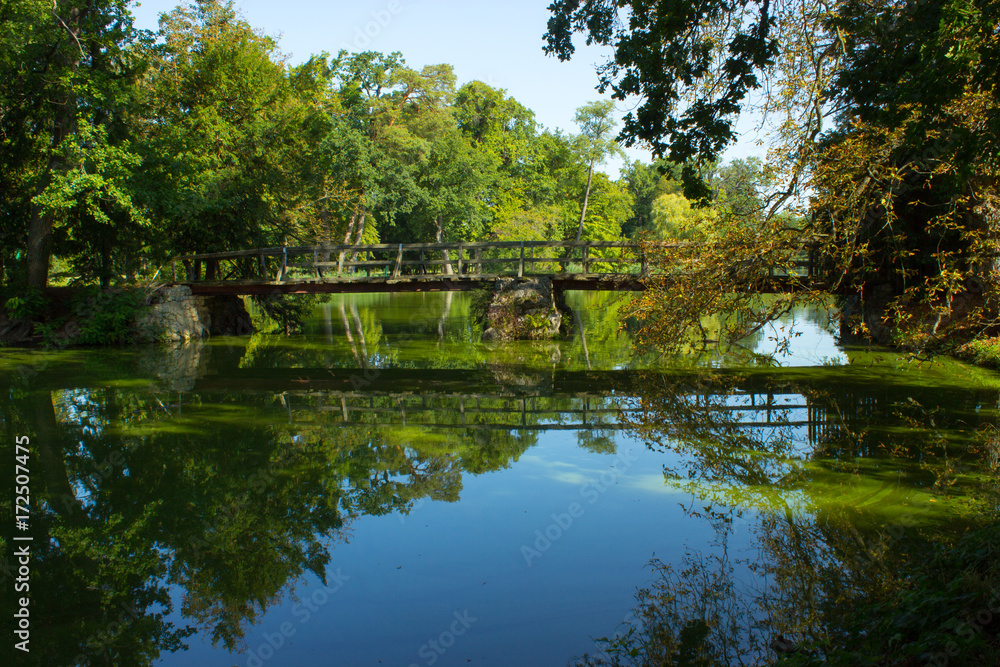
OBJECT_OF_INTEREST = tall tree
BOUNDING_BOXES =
[572,100,623,241]
[619,159,683,238]
[454,80,539,236]
[1,0,146,288]
[334,51,457,246]
[135,0,296,258]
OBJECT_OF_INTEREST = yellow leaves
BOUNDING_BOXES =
[628,213,827,356]
[651,193,719,242]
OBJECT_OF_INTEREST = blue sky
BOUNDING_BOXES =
[130,0,764,176]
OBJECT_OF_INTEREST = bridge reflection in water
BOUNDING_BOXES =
[187,366,912,448]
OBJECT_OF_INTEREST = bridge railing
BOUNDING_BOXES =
[172,241,650,282]
[170,238,830,286]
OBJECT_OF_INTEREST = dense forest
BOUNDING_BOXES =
[0,0,765,294]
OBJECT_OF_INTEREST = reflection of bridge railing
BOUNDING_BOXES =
[169,240,825,294]
[282,390,829,434]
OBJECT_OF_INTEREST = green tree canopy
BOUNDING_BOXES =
[136,0,296,256]
[1,0,148,288]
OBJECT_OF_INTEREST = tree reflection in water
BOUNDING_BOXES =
[1,343,626,665]
[572,369,1000,666]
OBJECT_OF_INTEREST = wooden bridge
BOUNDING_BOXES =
[170,240,823,295]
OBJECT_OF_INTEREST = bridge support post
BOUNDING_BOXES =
[518,242,524,278]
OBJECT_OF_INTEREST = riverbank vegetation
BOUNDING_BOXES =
[540,2,1000,664]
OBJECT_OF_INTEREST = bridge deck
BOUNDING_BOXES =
[170,240,823,295]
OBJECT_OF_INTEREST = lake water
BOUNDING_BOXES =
[2,291,998,666]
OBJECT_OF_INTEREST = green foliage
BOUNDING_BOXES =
[619,159,684,238]
[958,337,1000,369]
[62,288,149,346]
[810,0,1000,348]
[1,0,148,287]
[468,285,495,328]
[777,523,1000,666]
[3,287,47,321]
[650,193,718,241]
[544,0,778,169]
[136,0,296,256]
[24,287,148,347]
[549,0,1000,354]
[34,120,150,286]
[573,100,623,167]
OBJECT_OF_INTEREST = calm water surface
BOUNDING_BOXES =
[2,291,998,666]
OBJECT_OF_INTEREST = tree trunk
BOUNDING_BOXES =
[353,210,366,245]
[436,216,453,275]
[25,207,55,289]
[26,125,72,288]
[576,158,595,243]
[343,213,357,244]
[25,6,84,290]
[348,210,367,263]
[320,208,332,263]
[100,232,112,288]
